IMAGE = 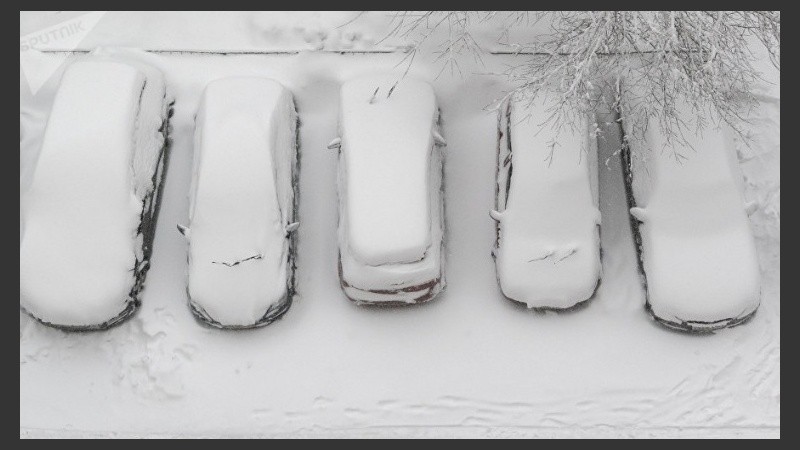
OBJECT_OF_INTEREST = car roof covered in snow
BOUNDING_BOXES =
[622,97,760,323]
[188,77,295,326]
[495,96,601,308]
[340,75,437,266]
[20,59,158,326]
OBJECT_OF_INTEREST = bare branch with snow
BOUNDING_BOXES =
[374,11,780,152]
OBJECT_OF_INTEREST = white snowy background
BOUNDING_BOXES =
[19,11,780,438]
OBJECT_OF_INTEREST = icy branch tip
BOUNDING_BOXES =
[386,81,398,99]
[368,87,380,104]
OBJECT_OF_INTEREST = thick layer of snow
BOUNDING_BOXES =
[622,99,761,327]
[20,55,167,327]
[337,75,445,303]
[494,96,601,308]
[338,143,445,302]
[19,11,779,438]
[340,75,436,266]
[185,77,297,327]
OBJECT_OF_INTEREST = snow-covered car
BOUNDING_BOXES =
[333,75,446,305]
[492,96,602,309]
[19,56,172,330]
[621,97,761,332]
[180,77,299,328]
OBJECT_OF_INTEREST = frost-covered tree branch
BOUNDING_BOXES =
[382,11,490,78]
[377,11,780,149]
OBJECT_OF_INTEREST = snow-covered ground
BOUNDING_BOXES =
[19,12,780,438]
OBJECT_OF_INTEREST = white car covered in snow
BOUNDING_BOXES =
[19,54,172,330]
[492,96,602,309]
[333,75,446,305]
[181,77,299,328]
[621,96,761,332]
